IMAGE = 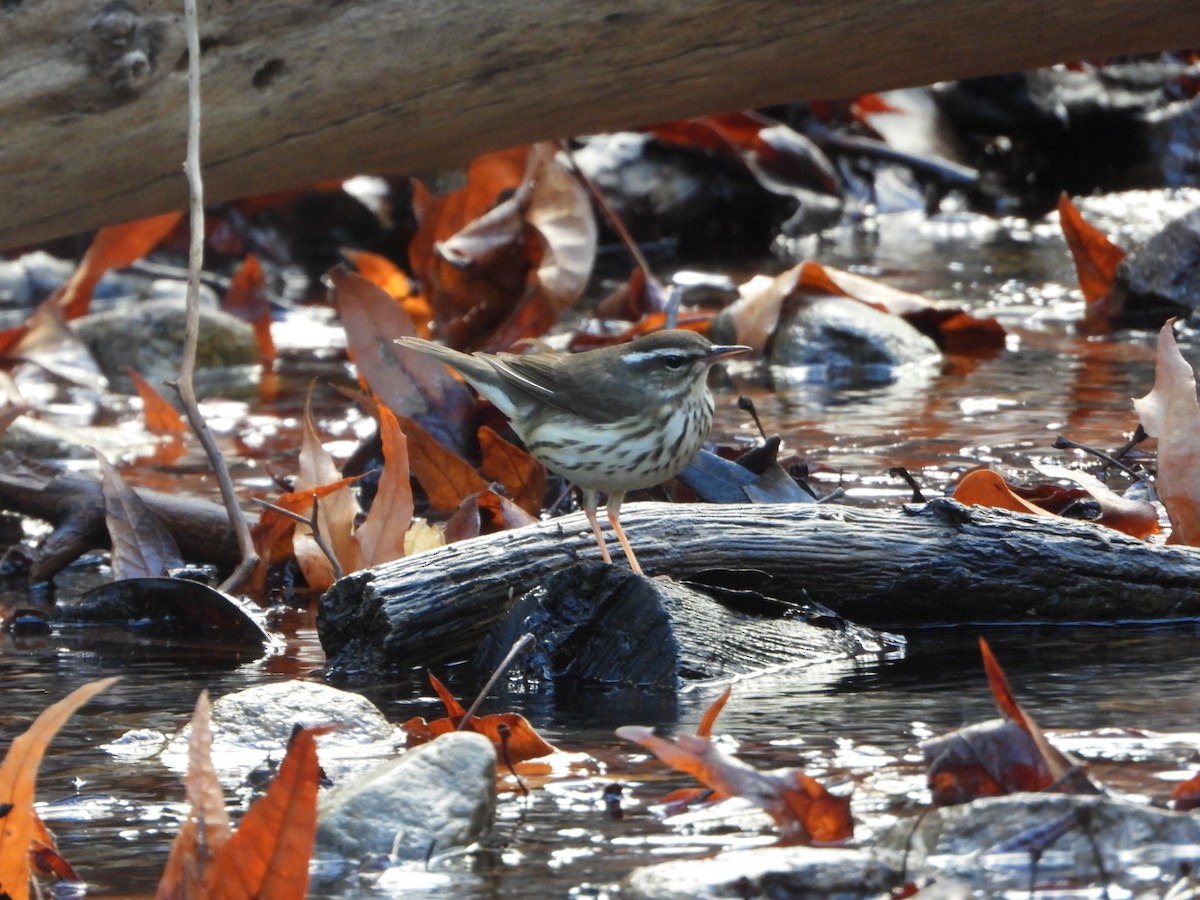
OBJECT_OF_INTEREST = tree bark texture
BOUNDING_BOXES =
[3,0,1200,249]
[317,499,1200,673]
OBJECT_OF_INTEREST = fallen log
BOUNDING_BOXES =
[317,499,1200,674]
[0,452,247,579]
[3,0,1200,249]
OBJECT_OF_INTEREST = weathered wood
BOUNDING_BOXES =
[0,452,247,578]
[317,499,1200,673]
[3,0,1199,249]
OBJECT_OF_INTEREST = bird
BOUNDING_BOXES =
[393,329,751,574]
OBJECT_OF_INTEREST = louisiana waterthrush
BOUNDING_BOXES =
[393,329,751,574]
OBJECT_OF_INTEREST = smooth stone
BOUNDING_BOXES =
[71,297,258,392]
[315,731,496,862]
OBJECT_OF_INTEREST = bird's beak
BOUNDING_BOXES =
[707,344,753,362]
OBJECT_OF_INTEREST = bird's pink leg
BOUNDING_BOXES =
[606,491,644,576]
[582,488,613,564]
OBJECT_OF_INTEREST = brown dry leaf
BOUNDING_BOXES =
[1057,194,1127,332]
[0,677,117,900]
[481,143,598,351]
[616,726,852,844]
[410,143,596,350]
[249,477,363,595]
[54,212,183,320]
[478,425,545,516]
[353,405,413,568]
[409,148,530,347]
[294,400,361,589]
[401,674,556,763]
[396,414,488,512]
[979,637,1098,794]
[444,489,540,542]
[9,301,108,389]
[697,686,733,739]
[924,718,1052,805]
[1031,462,1159,539]
[95,452,184,580]
[126,368,188,437]
[330,266,474,443]
[156,692,232,899]
[200,725,334,899]
[402,712,557,764]
[223,255,276,365]
[1133,320,1200,545]
[952,468,1057,518]
[341,248,432,336]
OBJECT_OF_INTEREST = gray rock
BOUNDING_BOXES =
[160,680,398,783]
[315,731,496,862]
[623,846,900,900]
[70,297,259,392]
[879,792,1200,895]
[768,295,941,377]
[1109,206,1200,327]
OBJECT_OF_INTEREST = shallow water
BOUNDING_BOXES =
[8,190,1200,897]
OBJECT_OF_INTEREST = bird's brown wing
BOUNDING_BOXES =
[490,350,643,423]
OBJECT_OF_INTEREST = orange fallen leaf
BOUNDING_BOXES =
[126,368,188,437]
[331,266,474,444]
[443,489,540,543]
[727,260,1004,356]
[202,725,332,899]
[1173,770,1200,812]
[341,247,432,336]
[1133,319,1200,545]
[1057,194,1126,332]
[697,686,733,739]
[157,692,332,899]
[353,405,414,568]
[54,212,183,320]
[292,400,360,592]
[478,425,545,516]
[1030,462,1159,540]
[979,637,1097,794]
[617,726,852,844]
[410,143,596,351]
[0,677,117,900]
[156,691,232,899]
[952,468,1057,517]
[396,414,488,512]
[401,673,556,763]
[924,719,1051,805]
[223,255,276,365]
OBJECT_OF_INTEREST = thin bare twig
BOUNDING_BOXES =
[250,496,343,581]
[457,633,536,731]
[178,0,258,593]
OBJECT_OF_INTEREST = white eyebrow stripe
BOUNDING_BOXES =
[621,349,693,366]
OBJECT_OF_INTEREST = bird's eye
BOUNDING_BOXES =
[663,356,685,370]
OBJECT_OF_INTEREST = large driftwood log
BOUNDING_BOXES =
[317,499,1200,673]
[3,0,1200,249]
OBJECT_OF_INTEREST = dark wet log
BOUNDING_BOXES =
[318,498,1200,674]
[0,452,247,579]
[3,0,1199,249]
[470,563,901,688]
